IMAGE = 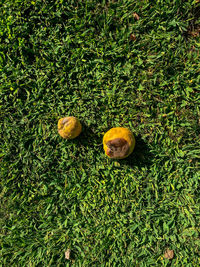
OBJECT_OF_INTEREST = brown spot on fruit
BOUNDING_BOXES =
[106,138,130,159]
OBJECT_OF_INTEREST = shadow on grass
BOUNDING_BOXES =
[76,122,102,146]
[75,125,154,169]
[69,122,103,160]
[121,134,154,169]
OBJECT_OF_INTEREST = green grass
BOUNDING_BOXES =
[0,0,200,266]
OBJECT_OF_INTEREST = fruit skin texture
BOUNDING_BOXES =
[58,116,82,139]
[103,127,135,159]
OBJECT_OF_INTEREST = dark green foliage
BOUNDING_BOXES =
[0,0,200,266]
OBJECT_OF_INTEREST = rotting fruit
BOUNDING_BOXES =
[103,127,135,159]
[58,116,82,139]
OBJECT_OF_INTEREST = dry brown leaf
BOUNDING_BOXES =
[133,12,140,20]
[130,34,136,41]
[65,249,71,260]
[188,25,200,38]
[164,248,174,259]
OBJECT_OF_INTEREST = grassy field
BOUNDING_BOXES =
[0,0,200,266]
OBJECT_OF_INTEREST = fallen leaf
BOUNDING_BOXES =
[133,12,140,20]
[164,248,174,259]
[188,26,200,38]
[130,34,136,41]
[65,249,71,260]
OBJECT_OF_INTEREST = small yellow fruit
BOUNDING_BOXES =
[58,116,82,139]
[103,127,135,159]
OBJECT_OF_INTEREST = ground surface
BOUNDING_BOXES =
[0,0,200,266]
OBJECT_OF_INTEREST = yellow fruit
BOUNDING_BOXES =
[103,127,135,159]
[58,116,82,139]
